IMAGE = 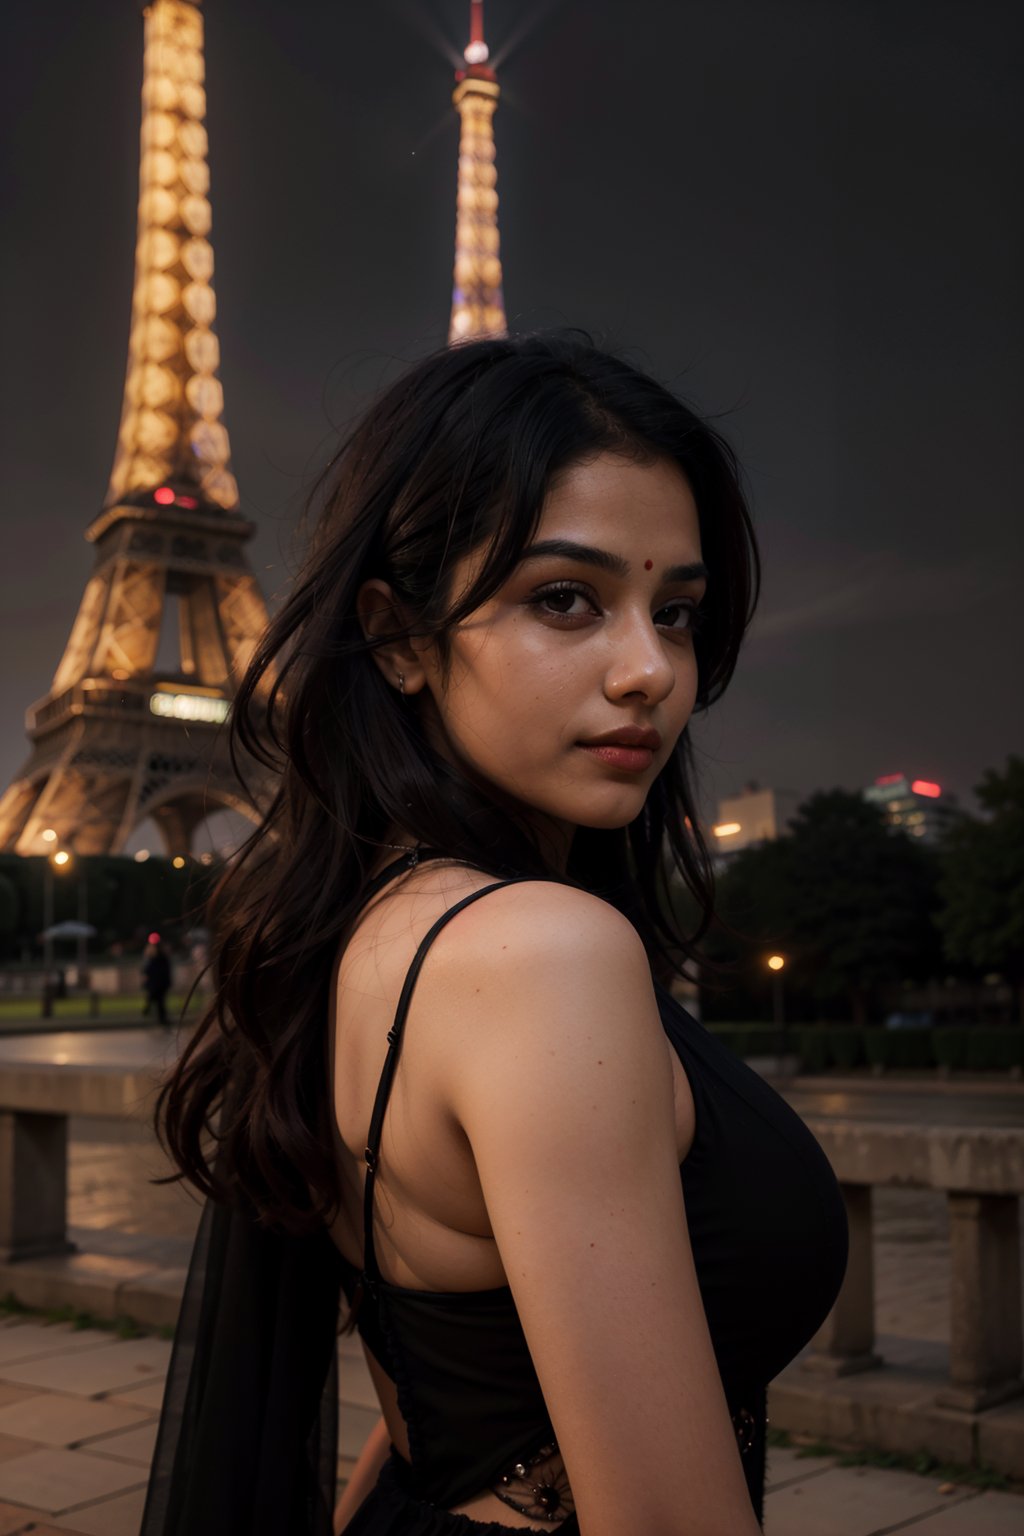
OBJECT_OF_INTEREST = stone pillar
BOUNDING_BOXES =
[937,1192,1023,1411]
[802,1182,882,1375]
[0,1111,74,1261]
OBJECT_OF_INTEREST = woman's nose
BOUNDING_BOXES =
[603,614,676,703]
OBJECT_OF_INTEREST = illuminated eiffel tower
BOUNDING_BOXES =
[0,0,270,858]
[449,0,508,342]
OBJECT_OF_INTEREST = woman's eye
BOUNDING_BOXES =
[655,601,700,633]
[531,584,599,620]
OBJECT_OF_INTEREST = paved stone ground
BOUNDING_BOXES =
[0,1318,1016,1535]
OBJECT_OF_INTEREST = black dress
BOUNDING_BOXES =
[141,859,848,1535]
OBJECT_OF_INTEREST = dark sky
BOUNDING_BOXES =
[2,0,1022,824]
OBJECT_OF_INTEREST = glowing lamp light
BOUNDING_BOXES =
[172,855,186,869]
[911,780,942,798]
[464,40,489,63]
[150,691,230,724]
[154,486,176,505]
[134,849,150,863]
[148,931,161,944]
[41,828,58,843]
[713,822,741,838]
[52,850,71,867]
[767,955,786,972]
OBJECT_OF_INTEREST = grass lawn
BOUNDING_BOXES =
[0,990,204,1021]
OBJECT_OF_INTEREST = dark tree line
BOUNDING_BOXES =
[698,757,1024,1026]
[0,853,218,963]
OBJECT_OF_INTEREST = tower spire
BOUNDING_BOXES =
[105,0,238,519]
[448,1,507,342]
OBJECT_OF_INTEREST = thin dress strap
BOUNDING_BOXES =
[361,877,532,1286]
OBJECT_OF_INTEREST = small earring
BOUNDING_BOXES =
[397,672,405,695]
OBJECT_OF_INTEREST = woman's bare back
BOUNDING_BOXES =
[327,859,704,1530]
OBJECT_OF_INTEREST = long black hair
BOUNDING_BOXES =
[157,331,760,1230]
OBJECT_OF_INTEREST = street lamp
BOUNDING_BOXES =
[42,847,74,983]
[767,954,786,1060]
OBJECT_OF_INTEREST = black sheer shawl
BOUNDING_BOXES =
[140,1191,343,1536]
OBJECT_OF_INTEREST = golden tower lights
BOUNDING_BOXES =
[448,0,508,342]
[0,0,272,857]
[107,0,238,513]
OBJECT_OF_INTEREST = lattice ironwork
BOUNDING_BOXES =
[0,0,271,859]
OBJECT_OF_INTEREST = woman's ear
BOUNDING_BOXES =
[355,579,428,696]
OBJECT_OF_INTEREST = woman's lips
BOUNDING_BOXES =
[578,743,655,773]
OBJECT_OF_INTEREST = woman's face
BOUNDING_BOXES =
[417,451,706,848]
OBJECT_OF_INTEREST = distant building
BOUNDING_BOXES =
[711,784,799,858]
[862,774,961,845]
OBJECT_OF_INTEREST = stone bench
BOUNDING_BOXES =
[0,1062,159,1262]
[801,1118,1024,1413]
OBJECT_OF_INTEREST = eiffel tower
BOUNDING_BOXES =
[0,0,271,858]
[449,0,507,342]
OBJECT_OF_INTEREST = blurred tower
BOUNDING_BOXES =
[0,0,270,858]
[448,0,507,342]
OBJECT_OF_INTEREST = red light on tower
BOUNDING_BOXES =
[148,931,161,944]
[154,486,175,505]
[911,780,941,798]
[875,774,903,785]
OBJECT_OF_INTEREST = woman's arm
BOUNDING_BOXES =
[333,1415,391,1534]
[439,882,763,1536]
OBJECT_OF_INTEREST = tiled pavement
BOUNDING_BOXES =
[0,1319,1015,1535]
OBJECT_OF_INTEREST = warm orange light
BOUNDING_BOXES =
[52,850,71,868]
[449,68,506,343]
[713,822,742,838]
[106,0,239,513]
[41,828,57,843]
[172,855,186,868]
[767,954,785,972]
[911,780,941,798]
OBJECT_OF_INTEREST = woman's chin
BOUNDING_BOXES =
[566,790,653,832]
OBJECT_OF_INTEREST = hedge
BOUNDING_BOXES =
[864,1029,934,1070]
[933,1028,968,1071]
[709,1023,1023,1073]
[966,1028,1024,1071]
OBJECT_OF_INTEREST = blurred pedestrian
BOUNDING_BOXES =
[141,935,172,1026]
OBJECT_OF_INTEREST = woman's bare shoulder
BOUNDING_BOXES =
[422,874,648,978]
[411,877,663,1108]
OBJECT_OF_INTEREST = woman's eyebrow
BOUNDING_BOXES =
[521,539,708,584]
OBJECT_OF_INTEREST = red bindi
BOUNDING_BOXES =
[644,559,653,571]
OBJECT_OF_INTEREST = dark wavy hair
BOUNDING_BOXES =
[157,331,760,1231]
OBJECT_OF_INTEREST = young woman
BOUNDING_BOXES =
[142,332,847,1536]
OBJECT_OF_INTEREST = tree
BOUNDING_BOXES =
[710,790,942,1025]
[938,756,1024,1024]
[0,874,18,958]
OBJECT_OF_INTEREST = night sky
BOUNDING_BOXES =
[2,0,1022,827]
